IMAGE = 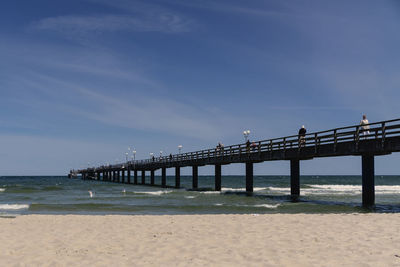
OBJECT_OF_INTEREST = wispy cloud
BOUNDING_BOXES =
[0,36,248,141]
[31,13,192,35]
[4,68,242,141]
[29,0,195,38]
[156,0,292,18]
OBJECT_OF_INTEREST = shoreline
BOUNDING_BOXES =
[1,214,399,266]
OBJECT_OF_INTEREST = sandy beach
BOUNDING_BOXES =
[0,214,399,266]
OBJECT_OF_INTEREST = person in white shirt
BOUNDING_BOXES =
[360,114,370,139]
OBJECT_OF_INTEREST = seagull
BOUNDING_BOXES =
[122,189,126,195]
[88,190,94,198]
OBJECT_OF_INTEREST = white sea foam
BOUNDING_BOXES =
[221,187,244,192]
[135,190,172,196]
[184,196,196,199]
[375,185,400,194]
[214,203,223,206]
[252,204,280,209]
[0,204,29,210]
[200,191,220,194]
[221,187,268,192]
[0,188,5,192]
[236,204,280,209]
[266,185,400,196]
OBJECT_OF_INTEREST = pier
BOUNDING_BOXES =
[70,119,400,207]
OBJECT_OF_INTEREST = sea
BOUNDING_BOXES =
[1,175,400,217]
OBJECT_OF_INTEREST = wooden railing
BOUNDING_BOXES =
[74,118,400,172]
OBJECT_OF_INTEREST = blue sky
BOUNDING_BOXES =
[1,0,400,175]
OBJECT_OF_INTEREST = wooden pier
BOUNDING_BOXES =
[70,118,400,207]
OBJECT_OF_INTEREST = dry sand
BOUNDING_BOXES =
[0,214,400,266]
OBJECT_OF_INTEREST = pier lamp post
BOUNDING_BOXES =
[178,145,183,154]
[243,130,251,142]
[133,150,136,161]
[125,152,129,162]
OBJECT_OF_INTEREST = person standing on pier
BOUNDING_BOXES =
[246,140,251,153]
[360,114,370,139]
[298,125,306,147]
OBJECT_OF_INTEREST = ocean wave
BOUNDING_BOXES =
[236,204,280,209]
[0,188,5,192]
[134,190,172,196]
[221,187,267,192]
[0,204,30,210]
[252,204,280,209]
[267,185,400,195]
[214,203,280,209]
[375,185,400,194]
[199,191,220,194]
[184,196,196,199]
[308,185,400,195]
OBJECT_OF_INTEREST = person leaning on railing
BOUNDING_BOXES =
[298,125,306,147]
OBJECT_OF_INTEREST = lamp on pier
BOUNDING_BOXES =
[243,130,251,142]
[178,145,183,154]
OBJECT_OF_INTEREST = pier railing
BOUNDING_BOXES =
[74,118,400,172]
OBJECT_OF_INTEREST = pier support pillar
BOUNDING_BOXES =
[97,172,100,180]
[121,170,125,183]
[175,167,180,188]
[192,165,198,190]
[117,171,121,183]
[215,164,221,191]
[112,171,115,182]
[246,162,253,194]
[161,167,166,187]
[362,155,375,207]
[142,170,145,185]
[290,159,300,200]
[151,170,155,185]
[127,168,131,184]
[134,170,138,185]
